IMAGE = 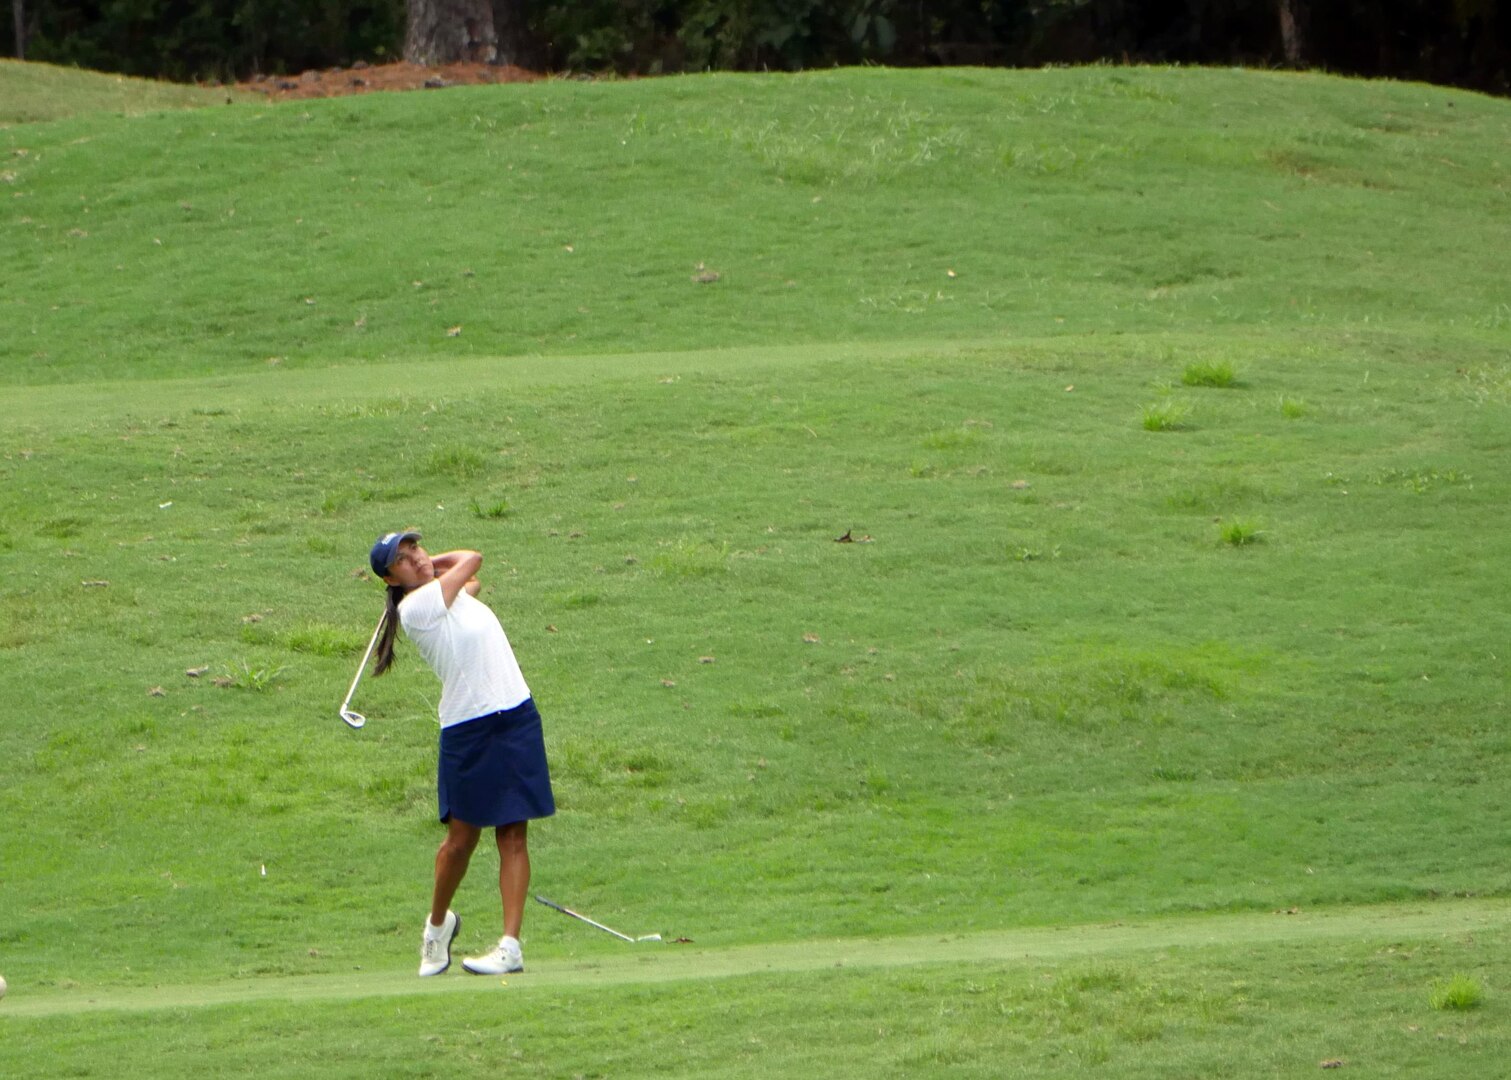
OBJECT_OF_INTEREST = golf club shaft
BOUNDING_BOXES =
[341,614,386,712]
[534,895,635,941]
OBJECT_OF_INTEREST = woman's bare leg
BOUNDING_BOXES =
[431,817,482,925]
[496,821,529,939]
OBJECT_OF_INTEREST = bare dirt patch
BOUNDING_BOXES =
[237,60,540,102]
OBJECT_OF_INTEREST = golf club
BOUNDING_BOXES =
[338,615,386,730]
[535,895,662,942]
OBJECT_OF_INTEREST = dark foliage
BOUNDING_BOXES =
[6,0,405,81]
[4,0,1508,96]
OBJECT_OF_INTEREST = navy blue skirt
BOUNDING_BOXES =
[437,698,556,826]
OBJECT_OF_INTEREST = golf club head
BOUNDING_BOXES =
[636,934,663,943]
[339,708,366,730]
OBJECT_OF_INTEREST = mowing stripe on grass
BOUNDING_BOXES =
[5,898,1504,1019]
[4,337,984,433]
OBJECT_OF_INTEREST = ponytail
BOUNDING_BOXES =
[372,584,405,676]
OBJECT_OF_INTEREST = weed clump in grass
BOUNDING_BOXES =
[1279,396,1308,419]
[425,445,487,479]
[283,623,364,656]
[1013,545,1061,562]
[1369,467,1472,493]
[469,496,511,519]
[42,516,89,539]
[650,537,732,577]
[1141,400,1192,431]
[921,427,984,451]
[216,661,287,691]
[1429,974,1483,1011]
[1219,519,1264,546]
[1181,361,1239,388]
[319,484,416,515]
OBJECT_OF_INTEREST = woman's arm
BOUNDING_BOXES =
[432,550,482,609]
[429,551,467,574]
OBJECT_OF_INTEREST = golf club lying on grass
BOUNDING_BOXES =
[535,895,662,942]
[338,616,386,730]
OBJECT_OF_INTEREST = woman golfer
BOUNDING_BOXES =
[369,529,555,977]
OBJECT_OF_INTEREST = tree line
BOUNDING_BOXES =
[7,1,1509,96]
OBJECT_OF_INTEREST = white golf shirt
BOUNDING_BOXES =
[398,580,531,728]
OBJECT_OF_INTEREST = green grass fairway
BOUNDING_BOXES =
[1,62,1508,1076]
[2,906,1511,1075]
[7,900,1506,1018]
[2,903,1508,1076]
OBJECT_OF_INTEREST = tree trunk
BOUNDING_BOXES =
[13,0,25,60]
[405,0,497,65]
[491,0,528,67]
[1277,0,1304,67]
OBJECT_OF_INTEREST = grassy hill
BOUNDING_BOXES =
[3,65,1508,385]
[0,58,248,126]
[1,63,1508,1077]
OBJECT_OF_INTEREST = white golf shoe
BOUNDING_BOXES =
[462,935,524,975]
[419,910,460,977]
